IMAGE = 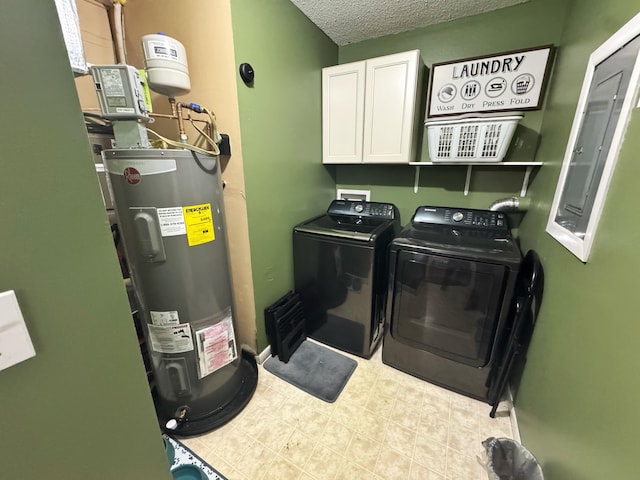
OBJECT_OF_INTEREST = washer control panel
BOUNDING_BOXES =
[412,206,508,230]
[327,200,398,223]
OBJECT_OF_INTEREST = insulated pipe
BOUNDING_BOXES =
[112,2,126,63]
[489,196,531,212]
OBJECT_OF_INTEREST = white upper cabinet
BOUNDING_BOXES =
[363,51,421,163]
[322,50,422,164]
[322,62,366,164]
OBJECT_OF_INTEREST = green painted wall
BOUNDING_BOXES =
[226,2,640,475]
[335,1,640,476]
[337,0,571,224]
[514,2,640,479]
[230,0,338,350]
[0,2,170,479]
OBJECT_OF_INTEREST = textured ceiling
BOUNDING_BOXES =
[289,0,529,45]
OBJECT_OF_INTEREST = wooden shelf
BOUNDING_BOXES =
[409,161,543,196]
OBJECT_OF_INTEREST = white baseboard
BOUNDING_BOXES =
[507,386,521,442]
[256,345,271,364]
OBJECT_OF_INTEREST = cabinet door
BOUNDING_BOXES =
[322,62,366,164]
[363,50,420,164]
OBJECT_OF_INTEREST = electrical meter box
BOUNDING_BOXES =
[91,65,150,120]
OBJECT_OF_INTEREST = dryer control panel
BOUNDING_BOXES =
[412,206,509,230]
[327,200,399,224]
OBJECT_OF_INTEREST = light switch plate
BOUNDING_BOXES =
[0,290,36,371]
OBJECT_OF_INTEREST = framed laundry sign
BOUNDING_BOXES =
[426,45,555,118]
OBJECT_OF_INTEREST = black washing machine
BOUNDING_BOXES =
[293,200,400,358]
[383,206,521,403]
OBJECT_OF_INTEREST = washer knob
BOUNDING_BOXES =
[354,204,364,213]
[452,211,464,222]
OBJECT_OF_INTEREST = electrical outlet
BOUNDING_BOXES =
[336,189,371,201]
[0,290,36,371]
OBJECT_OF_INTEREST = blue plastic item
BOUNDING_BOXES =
[171,464,207,480]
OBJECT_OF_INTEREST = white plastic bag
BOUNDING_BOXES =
[483,437,544,480]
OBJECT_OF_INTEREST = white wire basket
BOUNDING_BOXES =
[425,115,522,162]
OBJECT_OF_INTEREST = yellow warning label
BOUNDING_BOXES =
[183,203,215,246]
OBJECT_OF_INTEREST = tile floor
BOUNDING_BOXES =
[181,342,514,480]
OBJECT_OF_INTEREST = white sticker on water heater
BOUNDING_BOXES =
[150,310,180,326]
[157,207,187,237]
[148,323,194,354]
[195,315,237,378]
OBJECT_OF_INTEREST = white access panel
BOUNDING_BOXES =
[322,62,366,164]
[0,290,36,372]
[363,50,420,164]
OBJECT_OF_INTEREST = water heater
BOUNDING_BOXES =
[104,148,254,435]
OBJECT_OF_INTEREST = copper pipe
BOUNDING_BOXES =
[174,102,187,142]
[152,98,210,144]
[149,112,175,119]
[149,112,207,123]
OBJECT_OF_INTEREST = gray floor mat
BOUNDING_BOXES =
[263,340,357,403]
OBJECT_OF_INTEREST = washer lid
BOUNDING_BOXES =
[294,214,393,242]
[392,223,521,264]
